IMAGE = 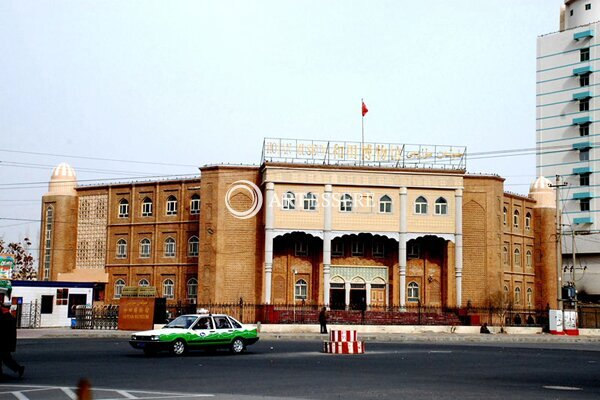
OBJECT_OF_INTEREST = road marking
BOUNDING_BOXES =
[10,392,29,400]
[117,389,138,398]
[428,350,452,354]
[61,387,78,399]
[0,384,214,398]
[543,385,583,391]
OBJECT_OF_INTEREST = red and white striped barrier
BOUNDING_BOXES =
[323,330,365,354]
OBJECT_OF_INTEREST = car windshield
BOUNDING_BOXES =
[164,315,198,329]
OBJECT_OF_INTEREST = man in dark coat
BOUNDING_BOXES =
[318,307,328,334]
[0,302,24,379]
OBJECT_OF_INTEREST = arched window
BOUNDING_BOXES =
[340,194,353,212]
[140,238,151,258]
[513,209,520,228]
[526,288,533,306]
[116,239,127,259]
[408,282,420,302]
[118,199,129,218]
[188,236,199,257]
[514,248,521,266]
[303,192,317,211]
[515,287,521,304]
[283,192,296,210]
[114,279,126,299]
[187,278,198,300]
[379,195,392,213]
[190,194,201,215]
[43,206,54,281]
[142,197,153,217]
[503,285,509,301]
[525,212,531,231]
[138,278,150,287]
[164,237,176,257]
[163,278,174,299]
[503,207,507,226]
[295,279,308,300]
[526,250,532,267]
[415,196,428,214]
[166,195,178,216]
[503,246,509,265]
[435,197,448,215]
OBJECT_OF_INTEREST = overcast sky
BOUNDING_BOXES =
[0,0,564,252]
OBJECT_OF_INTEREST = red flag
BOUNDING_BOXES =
[362,101,368,117]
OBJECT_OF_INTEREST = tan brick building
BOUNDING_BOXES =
[39,141,558,311]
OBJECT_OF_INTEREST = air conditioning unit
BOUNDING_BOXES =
[189,298,197,304]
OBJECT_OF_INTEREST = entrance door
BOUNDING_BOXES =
[349,289,366,311]
[330,289,345,310]
[370,286,385,308]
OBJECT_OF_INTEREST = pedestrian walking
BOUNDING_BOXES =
[318,307,328,334]
[0,302,24,380]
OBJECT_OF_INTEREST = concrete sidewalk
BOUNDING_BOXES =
[17,325,600,344]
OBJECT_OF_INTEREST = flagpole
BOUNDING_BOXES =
[361,98,364,166]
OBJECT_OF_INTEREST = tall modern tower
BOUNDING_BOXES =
[537,0,600,299]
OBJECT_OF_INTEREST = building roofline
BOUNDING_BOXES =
[260,161,466,175]
[76,176,201,190]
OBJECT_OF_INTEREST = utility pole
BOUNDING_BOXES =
[571,230,578,317]
[549,175,568,311]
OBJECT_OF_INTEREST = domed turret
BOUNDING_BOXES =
[529,176,555,208]
[47,162,77,196]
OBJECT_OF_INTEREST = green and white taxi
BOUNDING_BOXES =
[129,313,259,356]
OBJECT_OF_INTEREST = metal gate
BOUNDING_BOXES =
[17,301,41,328]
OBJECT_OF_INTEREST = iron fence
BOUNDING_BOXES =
[73,304,119,330]
[16,301,41,329]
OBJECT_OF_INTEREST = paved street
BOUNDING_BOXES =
[1,338,599,399]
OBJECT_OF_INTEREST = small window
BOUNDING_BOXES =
[114,279,126,299]
[379,195,392,213]
[526,288,533,306]
[138,278,150,287]
[503,285,509,301]
[514,248,521,266]
[570,9,574,16]
[580,198,590,211]
[116,238,127,259]
[303,192,317,211]
[515,287,521,304]
[187,278,198,300]
[295,240,308,256]
[525,213,531,231]
[163,279,174,300]
[407,242,420,259]
[580,149,590,161]
[190,194,201,215]
[332,240,344,257]
[351,241,364,256]
[142,197,153,217]
[166,195,178,216]
[282,192,296,210]
[503,207,507,225]
[580,173,591,186]
[41,295,54,314]
[295,279,308,300]
[408,282,419,302]
[415,196,428,214]
[435,197,448,215]
[580,74,590,87]
[118,199,129,218]
[140,238,151,258]
[56,288,69,306]
[188,236,199,257]
[340,194,353,212]
[526,250,532,267]
[503,246,509,265]
[164,237,176,257]
[579,99,590,112]
[372,241,385,258]
[580,124,590,136]
[513,210,520,228]
[581,48,590,62]
[586,3,591,10]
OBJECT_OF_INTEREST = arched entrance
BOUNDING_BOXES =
[349,277,366,310]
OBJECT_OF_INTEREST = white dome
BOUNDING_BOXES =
[47,162,77,196]
[529,176,555,208]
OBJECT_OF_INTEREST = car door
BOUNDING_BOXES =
[189,316,217,348]
[212,315,234,345]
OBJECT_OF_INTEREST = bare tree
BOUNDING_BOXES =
[488,290,513,333]
[0,238,37,280]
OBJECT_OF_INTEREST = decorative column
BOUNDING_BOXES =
[366,283,372,310]
[399,187,408,309]
[264,182,275,304]
[455,188,463,308]
[345,281,351,310]
[323,184,333,307]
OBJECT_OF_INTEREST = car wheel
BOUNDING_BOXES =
[230,338,245,354]
[171,339,187,356]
